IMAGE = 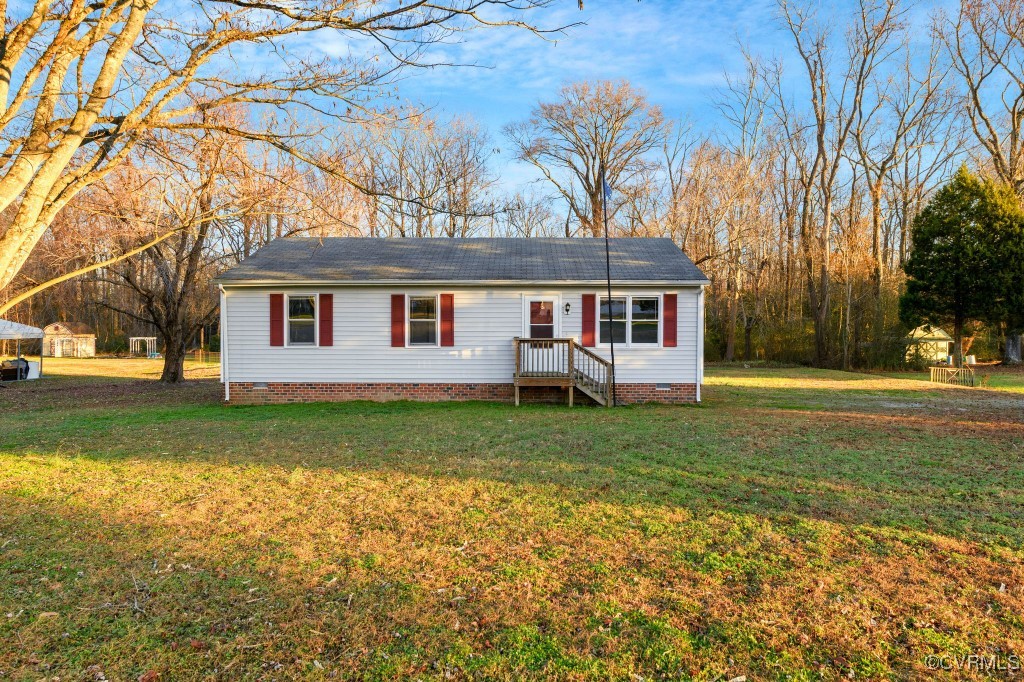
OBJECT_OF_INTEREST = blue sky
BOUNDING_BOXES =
[398,0,781,128]
[394,0,783,184]
[304,0,947,191]
[302,0,788,189]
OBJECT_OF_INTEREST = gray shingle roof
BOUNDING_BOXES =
[216,238,709,284]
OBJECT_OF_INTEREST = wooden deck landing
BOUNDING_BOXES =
[513,338,613,406]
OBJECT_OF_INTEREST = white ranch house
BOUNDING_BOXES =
[215,238,709,405]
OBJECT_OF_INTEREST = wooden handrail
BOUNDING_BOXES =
[573,342,607,366]
[575,342,613,403]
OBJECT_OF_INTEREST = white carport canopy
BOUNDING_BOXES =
[1,319,45,379]
[0,319,44,340]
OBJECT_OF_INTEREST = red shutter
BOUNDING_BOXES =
[269,293,284,347]
[319,293,333,347]
[581,294,596,347]
[663,293,677,347]
[391,294,405,347]
[440,293,455,346]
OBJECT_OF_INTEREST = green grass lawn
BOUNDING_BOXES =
[2,359,1023,680]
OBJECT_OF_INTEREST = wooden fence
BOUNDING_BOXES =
[929,366,975,387]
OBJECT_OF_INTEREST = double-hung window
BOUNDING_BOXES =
[288,294,317,345]
[630,297,660,344]
[599,295,660,346]
[599,297,627,344]
[408,295,438,346]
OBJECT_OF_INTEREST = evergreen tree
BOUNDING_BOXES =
[900,166,1024,364]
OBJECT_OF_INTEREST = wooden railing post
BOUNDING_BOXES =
[513,337,521,406]
[567,339,575,407]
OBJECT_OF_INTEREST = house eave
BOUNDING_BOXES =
[214,278,711,288]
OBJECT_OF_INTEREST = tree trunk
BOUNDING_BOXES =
[591,187,605,237]
[842,278,852,370]
[785,215,795,320]
[160,332,189,383]
[817,197,833,368]
[805,193,833,369]
[870,183,886,356]
[899,195,910,267]
[1005,333,1023,365]
[724,267,739,362]
[743,317,755,362]
[953,317,963,368]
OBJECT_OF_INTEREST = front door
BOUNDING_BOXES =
[522,297,563,376]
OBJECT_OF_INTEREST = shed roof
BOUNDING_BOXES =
[43,322,95,336]
[215,238,710,285]
[907,325,953,342]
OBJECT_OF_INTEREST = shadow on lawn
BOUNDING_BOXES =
[3,378,1024,548]
[255,401,1023,547]
[3,376,1024,678]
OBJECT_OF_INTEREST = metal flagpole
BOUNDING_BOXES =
[601,164,616,407]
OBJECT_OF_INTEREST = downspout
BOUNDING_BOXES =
[220,285,229,402]
[697,285,705,402]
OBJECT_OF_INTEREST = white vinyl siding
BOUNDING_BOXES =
[222,286,702,385]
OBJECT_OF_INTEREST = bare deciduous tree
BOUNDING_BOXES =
[350,115,497,237]
[0,0,558,292]
[503,189,560,237]
[91,123,286,381]
[853,26,950,298]
[504,80,668,236]
[768,0,904,366]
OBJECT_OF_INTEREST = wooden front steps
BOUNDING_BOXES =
[513,337,613,406]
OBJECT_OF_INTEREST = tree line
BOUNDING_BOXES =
[2,0,1024,381]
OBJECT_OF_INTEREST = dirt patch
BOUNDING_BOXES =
[0,377,221,413]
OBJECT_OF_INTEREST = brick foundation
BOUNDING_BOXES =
[225,382,698,405]
[612,382,698,404]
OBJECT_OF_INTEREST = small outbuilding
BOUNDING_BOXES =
[43,322,97,358]
[906,325,953,363]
